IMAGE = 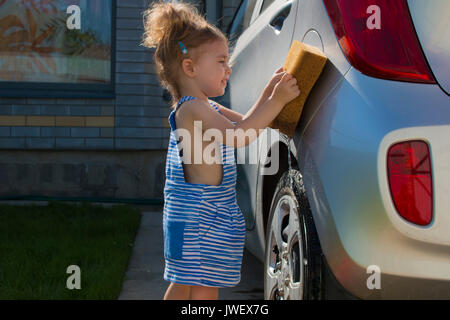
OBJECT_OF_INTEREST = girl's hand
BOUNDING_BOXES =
[262,66,285,100]
[270,71,301,106]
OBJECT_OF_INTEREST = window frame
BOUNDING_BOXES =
[226,0,261,40]
[251,0,265,24]
[0,0,116,99]
[258,0,276,16]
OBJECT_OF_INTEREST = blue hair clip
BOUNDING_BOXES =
[178,41,188,54]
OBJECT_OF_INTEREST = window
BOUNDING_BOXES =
[227,0,258,48]
[198,0,206,15]
[259,0,275,15]
[0,0,115,98]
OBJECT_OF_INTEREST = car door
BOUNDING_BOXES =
[226,0,299,230]
[229,0,298,117]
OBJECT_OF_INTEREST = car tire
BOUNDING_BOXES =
[264,169,325,300]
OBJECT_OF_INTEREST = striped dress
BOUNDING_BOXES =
[162,95,246,287]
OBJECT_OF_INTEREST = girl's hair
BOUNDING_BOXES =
[142,0,228,109]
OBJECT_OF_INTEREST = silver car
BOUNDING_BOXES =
[219,0,450,299]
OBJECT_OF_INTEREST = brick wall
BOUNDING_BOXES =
[0,0,241,200]
[115,0,171,150]
[0,0,171,151]
[0,98,116,149]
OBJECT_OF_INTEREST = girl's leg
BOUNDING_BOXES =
[189,285,219,300]
[164,282,191,300]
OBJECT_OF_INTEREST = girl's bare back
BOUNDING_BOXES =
[174,100,224,186]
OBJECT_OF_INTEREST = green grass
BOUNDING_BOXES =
[0,200,141,299]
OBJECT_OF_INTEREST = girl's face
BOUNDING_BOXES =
[194,39,232,97]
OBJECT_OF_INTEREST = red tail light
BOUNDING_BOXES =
[323,0,436,83]
[387,141,433,226]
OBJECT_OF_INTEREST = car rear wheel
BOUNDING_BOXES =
[264,169,324,300]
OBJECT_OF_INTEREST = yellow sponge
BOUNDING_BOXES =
[269,40,327,138]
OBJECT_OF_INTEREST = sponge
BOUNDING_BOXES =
[269,40,327,138]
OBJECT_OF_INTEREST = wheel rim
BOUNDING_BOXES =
[265,194,304,300]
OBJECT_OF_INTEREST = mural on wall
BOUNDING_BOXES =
[0,0,112,84]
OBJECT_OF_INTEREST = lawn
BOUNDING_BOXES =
[0,200,141,299]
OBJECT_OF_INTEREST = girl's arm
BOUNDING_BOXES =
[242,86,272,121]
[212,67,285,123]
[242,66,284,121]
[185,70,297,149]
[186,96,284,149]
[211,100,245,122]
[210,89,269,123]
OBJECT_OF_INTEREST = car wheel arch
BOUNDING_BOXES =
[260,139,299,239]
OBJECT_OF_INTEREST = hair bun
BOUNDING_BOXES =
[141,0,227,108]
[142,0,202,48]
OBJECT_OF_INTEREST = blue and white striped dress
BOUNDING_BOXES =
[162,95,246,287]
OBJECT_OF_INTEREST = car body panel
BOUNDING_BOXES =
[407,0,450,95]
[241,0,352,262]
[296,67,450,298]
[229,0,299,233]
[228,0,450,298]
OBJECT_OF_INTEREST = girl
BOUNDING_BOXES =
[142,0,300,300]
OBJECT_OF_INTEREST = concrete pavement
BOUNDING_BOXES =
[118,209,264,300]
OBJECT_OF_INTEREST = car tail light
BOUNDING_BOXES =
[323,0,436,83]
[387,140,433,226]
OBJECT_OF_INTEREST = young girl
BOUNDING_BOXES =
[142,0,300,300]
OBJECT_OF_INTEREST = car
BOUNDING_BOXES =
[217,0,450,299]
